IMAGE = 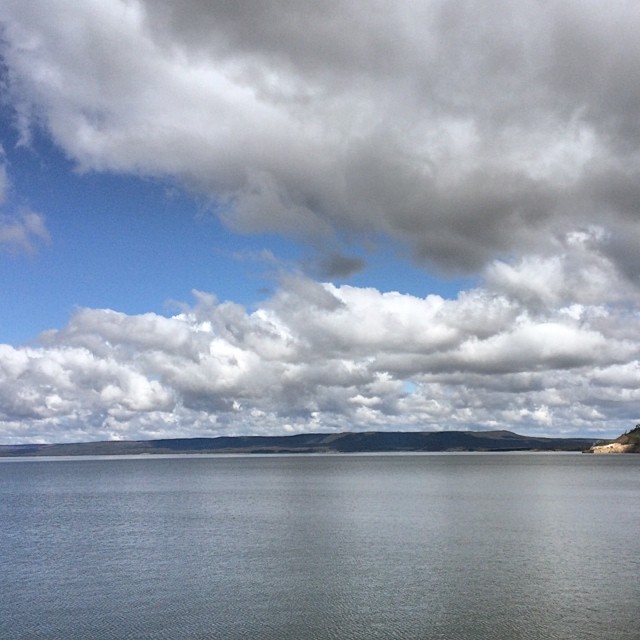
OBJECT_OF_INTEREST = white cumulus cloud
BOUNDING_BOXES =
[1,242,639,443]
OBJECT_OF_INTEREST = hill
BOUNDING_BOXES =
[0,430,595,457]
[588,425,640,453]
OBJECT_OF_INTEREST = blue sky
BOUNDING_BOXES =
[1,121,470,346]
[1,127,283,344]
[1,0,640,443]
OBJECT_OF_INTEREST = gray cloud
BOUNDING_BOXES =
[2,1,640,273]
[305,251,366,278]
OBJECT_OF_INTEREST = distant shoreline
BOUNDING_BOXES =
[0,430,596,457]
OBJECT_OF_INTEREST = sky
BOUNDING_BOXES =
[1,0,640,444]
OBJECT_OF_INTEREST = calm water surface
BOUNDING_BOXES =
[1,453,639,640]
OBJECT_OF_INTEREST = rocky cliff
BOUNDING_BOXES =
[589,425,640,453]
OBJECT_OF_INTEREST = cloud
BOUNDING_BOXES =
[0,149,50,254]
[1,240,639,443]
[0,209,50,254]
[2,1,640,273]
[0,150,7,203]
[2,2,640,443]
[312,252,366,279]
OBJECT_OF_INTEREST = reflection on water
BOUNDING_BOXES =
[1,453,639,639]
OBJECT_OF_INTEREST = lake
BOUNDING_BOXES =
[1,453,638,639]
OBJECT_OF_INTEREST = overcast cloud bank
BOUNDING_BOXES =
[1,1,640,441]
[3,0,640,273]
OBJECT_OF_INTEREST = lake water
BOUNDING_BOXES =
[1,453,638,640]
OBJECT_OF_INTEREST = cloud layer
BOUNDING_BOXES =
[3,0,640,273]
[2,2,640,442]
[2,235,639,443]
